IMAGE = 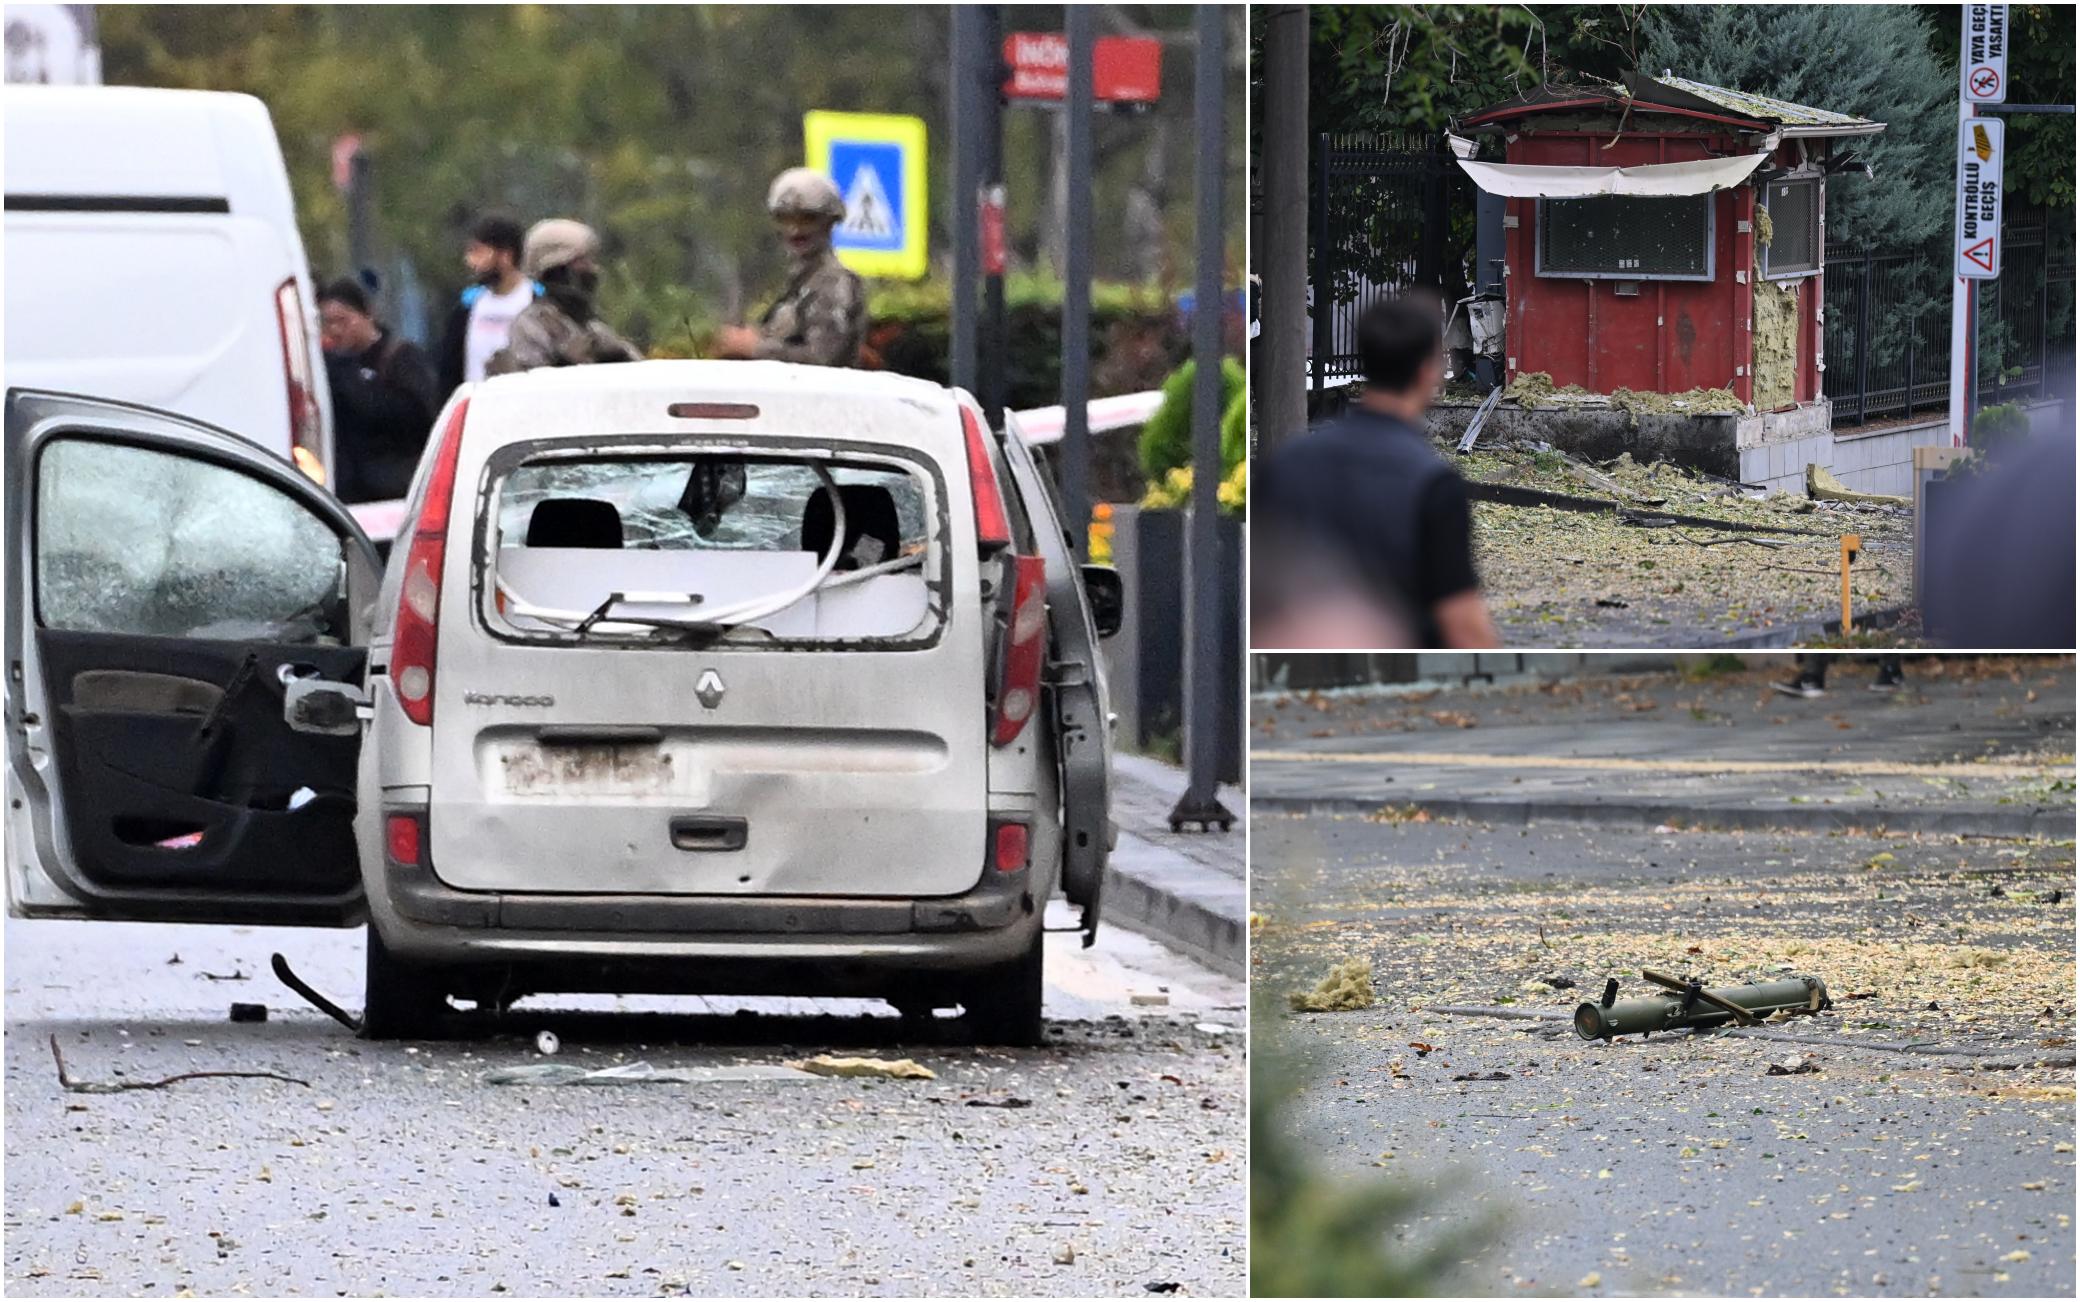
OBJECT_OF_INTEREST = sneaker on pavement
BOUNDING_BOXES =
[1771,680,1826,699]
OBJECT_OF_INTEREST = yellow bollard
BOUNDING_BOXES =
[1839,533,1862,635]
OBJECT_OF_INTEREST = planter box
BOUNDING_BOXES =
[1104,505,1244,784]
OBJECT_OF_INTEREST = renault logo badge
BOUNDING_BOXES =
[695,669,726,710]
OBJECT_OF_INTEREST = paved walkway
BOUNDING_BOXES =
[1103,753,1246,976]
[1253,655,2076,837]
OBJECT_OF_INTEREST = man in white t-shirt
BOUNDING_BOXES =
[437,213,540,395]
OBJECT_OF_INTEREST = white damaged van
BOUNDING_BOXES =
[5,362,1120,1045]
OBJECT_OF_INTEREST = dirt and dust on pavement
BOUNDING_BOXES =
[1453,446,1918,648]
[1249,654,2075,1298]
[3,912,1245,1298]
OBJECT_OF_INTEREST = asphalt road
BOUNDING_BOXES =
[4,910,1246,1297]
[1253,815,2077,1298]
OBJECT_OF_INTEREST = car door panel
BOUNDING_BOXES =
[36,628,364,896]
[6,389,376,925]
[996,419,1114,936]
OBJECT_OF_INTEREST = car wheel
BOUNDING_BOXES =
[359,925,448,1041]
[963,931,1045,1047]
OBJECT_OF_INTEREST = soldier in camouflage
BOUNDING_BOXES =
[713,169,865,368]
[485,219,644,375]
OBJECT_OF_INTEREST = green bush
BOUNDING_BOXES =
[1972,402,2031,459]
[1140,357,1247,481]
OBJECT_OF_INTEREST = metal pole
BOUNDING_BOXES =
[347,150,374,285]
[1169,4,1234,833]
[976,5,1007,428]
[1258,3,1310,450]
[1311,133,1330,405]
[949,7,979,396]
[1061,6,1094,560]
[1857,249,1872,423]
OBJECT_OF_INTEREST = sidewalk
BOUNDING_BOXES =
[1252,656,2076,838]
[1103,752,1247,977]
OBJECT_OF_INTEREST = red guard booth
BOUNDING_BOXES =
[1453,73,1884,417]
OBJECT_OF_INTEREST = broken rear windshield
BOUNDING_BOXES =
[484,453,940,647]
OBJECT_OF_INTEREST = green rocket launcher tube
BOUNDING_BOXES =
[1573,972,1830,1041]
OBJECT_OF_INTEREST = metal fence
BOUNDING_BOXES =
[1824,212,2076,427]
[1309,131,1466,392]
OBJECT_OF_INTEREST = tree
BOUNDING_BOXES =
[1642,5,1953,252]
[95,5,1242,350]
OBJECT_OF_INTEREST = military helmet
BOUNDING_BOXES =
[767,168,846,222]
[521,218,601,280]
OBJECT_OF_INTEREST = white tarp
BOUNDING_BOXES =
[1455,154,1767,198]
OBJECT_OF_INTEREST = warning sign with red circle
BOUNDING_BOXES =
[1961,5,2008,103]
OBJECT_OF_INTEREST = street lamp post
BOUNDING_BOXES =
[1169,4,1236,834]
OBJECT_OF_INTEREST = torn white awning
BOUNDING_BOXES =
[1455,153,1766,198]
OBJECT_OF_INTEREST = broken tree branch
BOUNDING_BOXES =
[50,1034,309,1094]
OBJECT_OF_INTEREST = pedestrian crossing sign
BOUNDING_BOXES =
[804,110,928,280]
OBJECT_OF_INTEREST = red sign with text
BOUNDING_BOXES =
[1002,33,1162,105]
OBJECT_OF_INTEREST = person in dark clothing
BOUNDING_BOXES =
[435,213,539,396]
[317,278,440,504]
[1253,293,1497,648]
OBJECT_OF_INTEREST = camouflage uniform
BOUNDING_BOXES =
[751,168,865,368]
[486,300,642,375]
[753,247,865,368]
[485,218,643,375]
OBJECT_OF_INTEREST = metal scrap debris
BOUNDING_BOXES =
[50,1034,309,1093]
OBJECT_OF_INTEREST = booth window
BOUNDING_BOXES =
[1536,194,1714,281]
[1760,178,1821,279]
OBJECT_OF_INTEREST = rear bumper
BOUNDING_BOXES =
[368,853,1041,980]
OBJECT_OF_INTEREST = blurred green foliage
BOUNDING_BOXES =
[97,4,1247,352]
[1251,999,1500,1297]
[1139,356,1246,480]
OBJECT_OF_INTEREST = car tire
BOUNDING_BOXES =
[360,925,448,1041]
[963,931,1045,1047]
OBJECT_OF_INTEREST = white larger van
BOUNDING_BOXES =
[3,85,333,482]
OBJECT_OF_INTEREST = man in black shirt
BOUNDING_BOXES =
[317,279,441,504]
[1254,293,1497,648]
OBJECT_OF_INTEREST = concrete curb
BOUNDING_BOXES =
[1101,840,1247,979]
[1251,791,2070,840]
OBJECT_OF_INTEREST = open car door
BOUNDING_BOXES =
[998,414,1117,942]
[5,390,380,926]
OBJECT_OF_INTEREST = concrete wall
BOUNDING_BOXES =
[1736,416,1949,498]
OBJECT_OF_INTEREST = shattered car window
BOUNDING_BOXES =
[496,457,927,553]
[36,439,345,643]
[488,452,940,646]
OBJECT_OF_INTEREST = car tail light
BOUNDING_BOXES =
[384,812,424,867]
[989,554,1047,747]
[960,405,1010,550]
[991,819,1030,873]
[391,398,470,727]
[275,278,326,485]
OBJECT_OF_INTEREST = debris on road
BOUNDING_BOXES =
[269,952,362,1032]
[795,1054,936,1080]
[482,1061,815,1086]
[50,1033,308,1093]
[1288,956,1375,1012]
[1765,1054,1822,1076]
[227,1002,268,1023]
[1053,1242,1077,1266]
[535,1030,561,1056]
[965,1097,1032,1109]
[1807,463,1908,509]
